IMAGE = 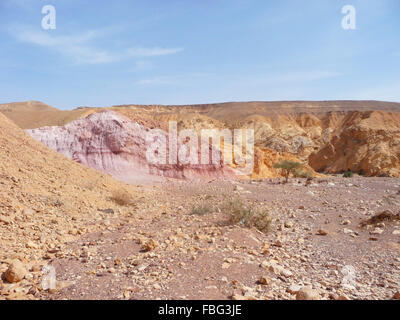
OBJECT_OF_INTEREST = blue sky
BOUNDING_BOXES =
[0,0,399,109]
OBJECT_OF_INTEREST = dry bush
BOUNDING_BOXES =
[83,181,96,191]
[190,203,214,216]
[294,169,313,179]
[111,189,135,206]
[223,196,271,233]
[81,177,102,191]
[360,210,400,227]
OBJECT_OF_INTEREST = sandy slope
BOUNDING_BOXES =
[0,112,143,299]
[0,101,94,129]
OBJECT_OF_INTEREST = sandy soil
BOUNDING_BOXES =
[32,177,400,300]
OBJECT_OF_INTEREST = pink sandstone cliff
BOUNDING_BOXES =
[26,110,235,183]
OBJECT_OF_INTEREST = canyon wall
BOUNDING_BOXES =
[5,100,400,178]
[26,110,236,183]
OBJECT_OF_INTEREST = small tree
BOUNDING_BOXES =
[274,160,303,183]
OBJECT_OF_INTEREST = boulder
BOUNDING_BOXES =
[296,287,320,300]
[4,260,27,283]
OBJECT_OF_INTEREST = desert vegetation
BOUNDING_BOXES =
[190,194,272,234]
[222,196,271,233]
[343,170,354,178]
[274,160,303,183]
[110,189,136,206]
[190,203,214,216]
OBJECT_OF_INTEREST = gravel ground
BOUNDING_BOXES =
[29,177,400,300]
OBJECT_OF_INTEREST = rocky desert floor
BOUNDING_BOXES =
[2,176,398,300]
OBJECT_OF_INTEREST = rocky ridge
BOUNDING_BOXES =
[4,100,400,178]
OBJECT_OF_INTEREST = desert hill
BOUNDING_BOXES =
[0,101,94,129]
[0,111,141,295]
[4,100,400,129]
[2,100,400,177]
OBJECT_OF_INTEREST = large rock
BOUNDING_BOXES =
[296,287,320,300]
[261,260,293,278]
[4,260,27,283]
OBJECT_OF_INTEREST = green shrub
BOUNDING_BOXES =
[343,171,353,178]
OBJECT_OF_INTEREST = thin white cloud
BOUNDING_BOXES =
[12,27,183,65]
[135,76,178,85]
[247,71,342,86]
[133,71,340,88]
[126,47,183,57]
[210,70,340,87]
[279,71,342,82]
[14,29,115,64]
[134,73,213,86]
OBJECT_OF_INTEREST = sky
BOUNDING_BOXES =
[0,0,399,109]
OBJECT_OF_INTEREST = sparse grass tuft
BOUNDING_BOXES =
[223,196,271,233]
[190,203,214,216]
[294,169,313,179]
[111,189,135,206]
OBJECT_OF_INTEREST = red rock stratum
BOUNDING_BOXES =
[26,110,235,183]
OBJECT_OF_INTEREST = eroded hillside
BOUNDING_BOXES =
[0,112,143,298]
[2,100,400,177]
[26,110,235,184]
